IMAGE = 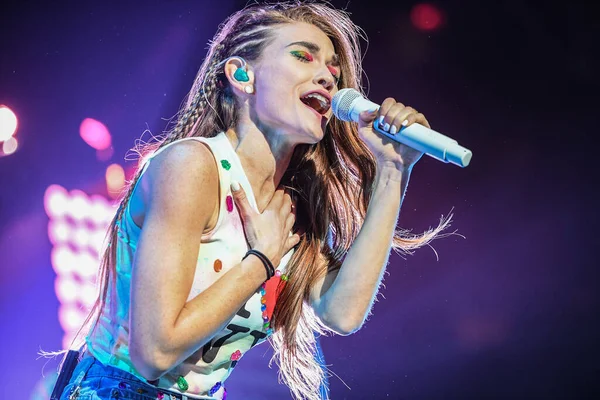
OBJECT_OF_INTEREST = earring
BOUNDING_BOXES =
[234,67,250,82]
[244,85,254,94]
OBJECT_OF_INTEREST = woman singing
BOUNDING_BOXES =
[55,2,450,399]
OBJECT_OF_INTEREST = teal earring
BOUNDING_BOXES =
[233,67,249,82]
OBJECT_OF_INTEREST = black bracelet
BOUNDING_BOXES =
[243,249,275,280]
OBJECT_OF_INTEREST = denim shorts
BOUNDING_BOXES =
[60,355,195,400]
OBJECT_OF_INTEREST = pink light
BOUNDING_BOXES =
[80,118,112,150]
[51,246,77,275]
[47,185,114,350]
[81,281,98,308]
[60,306,91,348]
[89,230,109,255]
[62,332,77,350]
[76,251,100,280]
[44,185,70,219]
[55,276,78,304]
[73,226,91,248]
[58,304,86,332]
[410,3,444,31]
[48,219,71,245]
[89,194,115,226]
[52,245,98,282]
[69,190,91,222]
[0,105,18,141]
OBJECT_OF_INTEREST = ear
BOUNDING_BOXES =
[223,57,255,95]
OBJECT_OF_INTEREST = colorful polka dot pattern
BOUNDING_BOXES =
[209,381,222,396]
[88,135,295,400]
[213,259,223,273]
[230,350,242,361]
[177,376,189,391]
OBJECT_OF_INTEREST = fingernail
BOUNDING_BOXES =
[383,122,390,132]
[401,119,409,126]
[231,181,240,191]
[390,125,397,134]
[378,116,385,126]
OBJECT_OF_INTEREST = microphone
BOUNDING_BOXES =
[331,88,472,167]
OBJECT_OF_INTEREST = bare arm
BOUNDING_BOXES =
[310,164,411,335]
[310,95,434,335]
[129,141,268,380]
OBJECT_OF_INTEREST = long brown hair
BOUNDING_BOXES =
[67,2,452,399]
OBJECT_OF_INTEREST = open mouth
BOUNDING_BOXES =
[300,92,331,116]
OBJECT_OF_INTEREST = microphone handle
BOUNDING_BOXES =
[372,118,472,167]
[340,94,472,167]
[348,97,472,167]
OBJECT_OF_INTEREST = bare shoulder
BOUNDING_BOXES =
[137,139,220,231]
[145,139,218,190]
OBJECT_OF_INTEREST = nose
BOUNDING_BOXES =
[314,69,335,92]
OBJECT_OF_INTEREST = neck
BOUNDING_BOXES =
[225,122,296,212]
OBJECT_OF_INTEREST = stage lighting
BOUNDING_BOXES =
[48,219,71,245]
[69,190,92,222]
[0,105,18,141]
[106,163,125,198]
[2,137,18,155]
[45,184,117,349]
[79,117,112,150]
[410,3,444,32]
[44,185,70,219]
[55,276,78,304]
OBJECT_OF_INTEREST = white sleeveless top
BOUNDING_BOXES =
[86,132,293,399]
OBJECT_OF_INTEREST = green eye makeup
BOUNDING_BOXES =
[291,50,341,82]
[291,50,313,62]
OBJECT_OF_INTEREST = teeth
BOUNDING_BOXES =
[300,92,331,115]
[304,93,329,107]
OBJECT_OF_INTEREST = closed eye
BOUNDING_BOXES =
[327,66,341,84]
[291,51,341,83]
[291,50,313,62]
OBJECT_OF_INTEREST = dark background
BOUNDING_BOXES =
[1,0,598,398]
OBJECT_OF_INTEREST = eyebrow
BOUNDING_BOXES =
[285,41,340,66]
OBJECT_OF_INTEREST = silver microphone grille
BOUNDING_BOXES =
[331,88,362,122]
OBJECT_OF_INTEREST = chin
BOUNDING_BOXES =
[311,117,330,142]
[292,108,330,144]
[301,125,326,144]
